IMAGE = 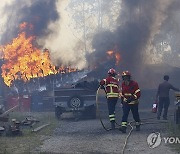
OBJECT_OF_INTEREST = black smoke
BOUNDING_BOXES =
[91,0,156,72]
[1,0,59,44]
[89,0,180,88]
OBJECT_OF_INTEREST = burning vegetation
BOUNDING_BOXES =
[0,0,179,90]
[0,22,77,87]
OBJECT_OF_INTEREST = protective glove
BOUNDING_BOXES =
[126,96,135,104]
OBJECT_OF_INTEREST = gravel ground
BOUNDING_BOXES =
[33,106,179,154]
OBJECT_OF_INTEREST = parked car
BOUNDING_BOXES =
[54,80,99,120]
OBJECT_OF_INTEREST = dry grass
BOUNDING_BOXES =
[0,112,58,154]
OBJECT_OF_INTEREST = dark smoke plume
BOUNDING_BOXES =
[90,0,180,88]
[1,0,59,44]
[91,0,158,71]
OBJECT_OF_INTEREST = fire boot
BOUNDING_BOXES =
[111,121,115,130]
[119,126,126,133]
[136,122,140,131]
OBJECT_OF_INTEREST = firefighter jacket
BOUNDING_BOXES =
[121,80,141,105]
[100,76,120,98]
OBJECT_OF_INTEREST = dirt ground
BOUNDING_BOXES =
[0,101,179,154]
[33,107,179,154]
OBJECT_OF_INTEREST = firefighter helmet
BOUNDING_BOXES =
[108,68,117,75]
[122,71,131,77]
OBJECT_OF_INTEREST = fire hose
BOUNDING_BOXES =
[96,87,172,154]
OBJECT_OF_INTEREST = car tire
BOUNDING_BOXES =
[55,106,62,120]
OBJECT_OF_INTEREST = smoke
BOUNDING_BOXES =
[0,0,87,68]
[0,0,179,79]
[145,0,172,64]
[0,0,122,69]
[88,0,180,89]
[0,0,59,44]
[38,0,87,69]
[160,0,180,67]
[91,0,175,68]
[91,1,179,75]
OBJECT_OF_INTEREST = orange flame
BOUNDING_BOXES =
[115,52,121,65]
[19,22,33,31]
[106,50,121,65]
[0,22,77,86]
[106,50,114,56]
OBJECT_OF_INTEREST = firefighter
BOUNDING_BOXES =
[100,68,120,130]
[119,71,141,133]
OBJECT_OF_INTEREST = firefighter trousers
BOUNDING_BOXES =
[107,97,118,122]
[121,103,140,126]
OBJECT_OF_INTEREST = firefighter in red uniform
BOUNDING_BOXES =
[119,71,141,133]
[100,68,120,130]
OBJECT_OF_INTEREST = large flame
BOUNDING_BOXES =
[0,22,77,86]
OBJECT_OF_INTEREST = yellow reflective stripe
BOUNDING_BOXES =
[106,84,118,96]
[107,84,118,88]
[124,93,132,96]
[106,83,119,98]
[107,93,119,95]
[122,124,127,127]
[134,89,140,94]
[122,122,127,126]
[110,118,115,121]
[122,122,127,125]
[107,96,118,98]
[109,115,115,118]
[107,94,119,98]
[110,86,113,94]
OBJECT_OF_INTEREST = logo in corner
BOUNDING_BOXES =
[147,132,161,148]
